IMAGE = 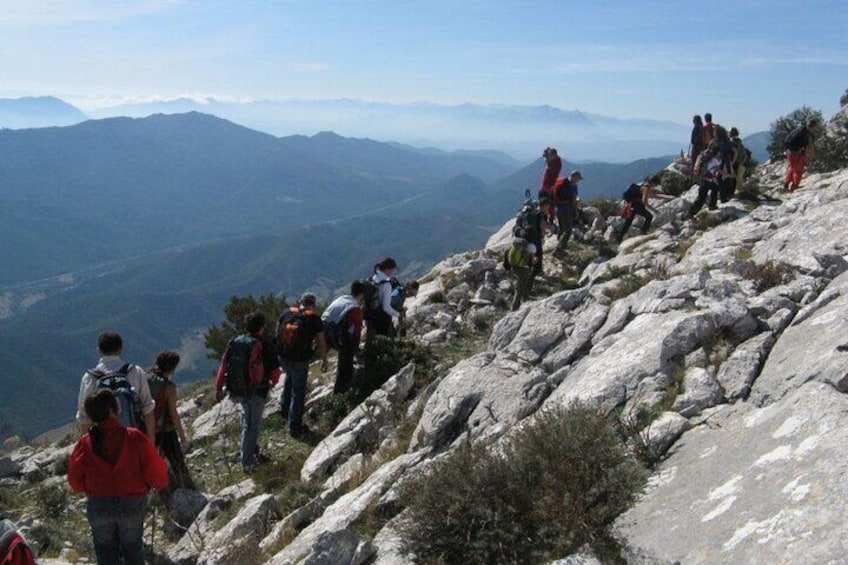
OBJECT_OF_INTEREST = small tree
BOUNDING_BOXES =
[204,294,289,359]
[840,87,848,107]
[766,106,824,161]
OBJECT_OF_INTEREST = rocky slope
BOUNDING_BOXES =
[3,152,848,563]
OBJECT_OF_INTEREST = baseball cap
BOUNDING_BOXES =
[300,292,317,306]
[570,170,583,180]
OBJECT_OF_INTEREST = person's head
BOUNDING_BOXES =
[569,170,583,184]
[375,257,397,275]
[538,195,551,211]
[543,147,558,162]
[350,280,366,301]
[97,332,122,356]
[84,389,119,425]
[729,127,740,138]
[244,311,266,335]
[153,350,181,378]
[715,125,729,141]
[807,118,819,131]
[300,292,317,309]
[693,114,703,125]
[404,280,420,298]
[704,113,713,123]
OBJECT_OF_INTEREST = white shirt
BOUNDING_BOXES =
[372,270,400,318]
[76,355,155,426]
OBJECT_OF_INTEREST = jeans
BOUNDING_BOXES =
[86,496,146,565]
[234,393,265,468]
[280,359,309,433]
[556,208,575,249]
[511,266,533,311]
[619,201,653,239]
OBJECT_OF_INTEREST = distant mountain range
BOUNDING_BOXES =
[0,111,676,439]
[0,96,87,128]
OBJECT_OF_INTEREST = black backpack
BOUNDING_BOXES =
[513,192,540,240]
[276,307,318,362]
[361,278,390,320]
[88,364,144,431]
[784,125,807,152]
[622,183,642,203]
[224,335,259,397]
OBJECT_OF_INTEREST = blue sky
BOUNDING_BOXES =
[1,0,846,133]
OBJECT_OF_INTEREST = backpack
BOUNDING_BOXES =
[276,307,318,362]
[784,125,807,152]
[622,183,642,203]
[361,278,390,320]
[506,238,533,269]
[224,335,260,397]
[147,373,171,434]
[88,364,144,431]
[321,296,359,350]
[513,199,540,240]
[0,520,35,565]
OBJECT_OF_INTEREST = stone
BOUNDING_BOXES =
[715,332,776,402]
[672,367,725,416]
[164,489,209,540]
[196,494,279,565]
[641,411,690,456]
[0,455,21,479]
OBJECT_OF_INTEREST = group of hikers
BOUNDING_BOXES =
[67,260,419,564]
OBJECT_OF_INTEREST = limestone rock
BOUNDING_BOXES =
[196,494,279,565]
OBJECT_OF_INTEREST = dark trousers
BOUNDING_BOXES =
[619,202,653,238]
[334,345,355,394]
[155,430,194,490]
[280,359,309,434]
[511,266,533,311]
[689,180,720,216]
[368,311,394,338]
[718,176,735,203]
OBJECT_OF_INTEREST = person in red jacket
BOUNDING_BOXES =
[68,389,168,565]
[539,147,562,221]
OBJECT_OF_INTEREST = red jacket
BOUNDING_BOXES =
[540,156,562,197]
[67,418,168,498]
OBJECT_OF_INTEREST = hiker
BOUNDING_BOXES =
[782,118,819,192]
[68,389,168,565]
[0,520,36,564]
[538,147,562,221]
[77,332,156,444]
[322,281,365,395]
[729,127,750,196]
[512,195,553,293]
[688,146,722,217]
[709,125,736,202]
[553,170,582,256]
[147,350,194,490]
[214,312,281,470]
[689,115,705,173]
[277,293,328,437]
[617,175,663,242]
[503,228,538,311]
[702,113,715,147]
[368,257,402,337]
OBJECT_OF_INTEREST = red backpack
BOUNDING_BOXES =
[0,520,35,565]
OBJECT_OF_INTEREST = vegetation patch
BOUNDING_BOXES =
[743,260,796,293]
[397,403,648,564]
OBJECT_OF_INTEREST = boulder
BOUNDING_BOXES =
[715,332,775,402]
[196,494,279,565]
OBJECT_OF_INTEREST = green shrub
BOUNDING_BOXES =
[397,403,648,564]
[34,483,68,517]
[659,170,693,197]
[586,197,621,219]
[811,112,848,173]
[840,87,848,107]
[743,260,795,293]
[355,336,432,402]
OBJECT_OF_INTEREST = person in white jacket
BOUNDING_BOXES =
[369,257,400,337]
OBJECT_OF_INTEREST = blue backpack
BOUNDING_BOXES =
[88,364,144,431]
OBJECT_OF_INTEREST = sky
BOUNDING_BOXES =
[1,0,846,133]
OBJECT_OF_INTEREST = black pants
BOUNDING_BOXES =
[334,345,355,394]
[718,176,735,203]
[689,180,720,216]
[619,202,653,238]
[155,430,194,490]
[368,311,394,338]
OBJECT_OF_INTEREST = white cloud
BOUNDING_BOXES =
[0,0,181,27]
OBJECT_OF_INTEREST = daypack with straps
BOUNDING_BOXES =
[513,201,540,240]
[0,520,35,565]
[784,125,808,152]
[147,373,172,434]
[321,295,359,350]
[733,138,750,166]
[362,278,390,320]
[506,238,533,269]
[622,183,642,203]
[88,363,144,431]
[224,334,261,397]
[277,307,318,362]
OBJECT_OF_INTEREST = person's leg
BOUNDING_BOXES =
[334,346,354,394]
[734,164,746,197]
[638,206,653,233]
[160,430,194,489]
[790,153,807,191]
[86,497,123,565]
[618,215,634,240]
[114,497,147,565]
[288,362,309,434]
[238,395,262,468]
[511,267,531,311]
[279,360,291,416]
[708,180,719,210]
[557,210,574,249]
[689,185,708,217]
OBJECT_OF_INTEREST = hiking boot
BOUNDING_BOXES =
[290,424,311,439]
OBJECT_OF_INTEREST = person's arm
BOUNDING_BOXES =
[214,347,229,402]
[76,373,94,435]
[133,367,156,443]
[166,385,186,444]
[806,134,816,162]
[260,338,282,387]
[379,282,400,318]
[349,308,363,349]
[139,433,169,491]
[66,440,87,493]
[315,332,329,372]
